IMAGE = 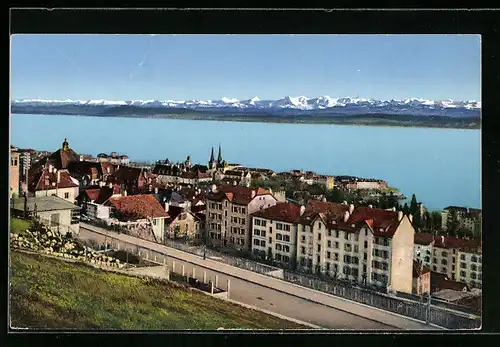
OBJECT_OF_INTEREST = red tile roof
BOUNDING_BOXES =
[106,194,169,220]
[298,200,350,226]
[48,148,80,169]
[252,202,301,223]
[206,185,274,205]
[433,235,481,252]
[414,232,435,246]
[94,185,120,204]
[28,168,79,192]
[431,272,468,292]
[342,207,403,237]
[84,188,101,201]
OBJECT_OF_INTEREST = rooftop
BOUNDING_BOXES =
[11,196,79,212]
[106,194,169,220]
[432,289,471,302]
[252,202,301,223]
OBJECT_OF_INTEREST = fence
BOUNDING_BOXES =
[76,223,480,330]
[281,269,481,329]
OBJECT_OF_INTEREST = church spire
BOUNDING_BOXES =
[217,143,222,164]
[210,146,215,162]
[62,138,69,151]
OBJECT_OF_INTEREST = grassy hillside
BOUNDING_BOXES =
[9,251,307,330]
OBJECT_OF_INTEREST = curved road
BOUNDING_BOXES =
[78,225,435,330]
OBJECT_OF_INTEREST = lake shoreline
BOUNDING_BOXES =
[11,111,481,130]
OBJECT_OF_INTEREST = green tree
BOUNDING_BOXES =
[447,209,460,237]
[402,203,410,215]
[431,211,442,231]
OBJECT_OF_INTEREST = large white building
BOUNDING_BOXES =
[251,202,302,266]
[413,232,482,289]
[266,200,416,294]
[205,184,277,252]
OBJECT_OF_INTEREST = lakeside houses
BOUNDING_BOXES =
[215,169,252,187]
[413,232,482,289]
[11,195,81,235]
[289,170,335,190]
[28,166,80,203]
[251,202,302,266]
[205,184,277,252]
[103,194,169,244]
[334,175,388,191]
[10,146,20,198]
[441,206,482,235]
[97,152,130,165]
[153,157,212,186]
[107,165,150,196]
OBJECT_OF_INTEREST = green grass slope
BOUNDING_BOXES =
[9,251,307,330]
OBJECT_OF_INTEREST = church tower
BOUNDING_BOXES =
[62,138,69,151]
[217,143,223,167]
[209,147,216,170]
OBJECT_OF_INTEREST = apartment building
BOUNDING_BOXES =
[251,202,302,267]
[413,232,482,289]
[205,184,277,252]
[10,147,20,198]
[441,206,482,234]
[296,201,415,294]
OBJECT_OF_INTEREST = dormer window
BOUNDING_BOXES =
[351,224,355,228]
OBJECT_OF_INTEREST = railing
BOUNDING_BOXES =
[76,222,480,330]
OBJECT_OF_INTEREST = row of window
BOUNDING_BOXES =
[254,229,267,237]
[276,233,291,242]
[276,223,291,231]
[253,239,266,247]
[373,249,389,259]
[209,202,223,210]
[231,227,245,235]
[231,216,246,225]
[232,206,246,214]
[229,237,245,246]
[209,213,222,220]
[372,260,389,271]
[371,272,388,283]
[209,223,222,231]
[275,244,291,253]
[254,219,267,227]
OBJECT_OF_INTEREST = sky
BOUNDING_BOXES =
[10,34,481,101]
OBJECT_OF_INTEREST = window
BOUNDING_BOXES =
[261,230,266,238]
[242,219,245,225]
[302,235,306,242]
[441,259,448,265]
[365,229,368,236]
[318,233,321,241]
[354,233,359,242]
[471,264,477,271]
[479,257,482,264]
[225,210,227,217]
[317,244,321,252]
[284,224,290,231]
[354,245,359,253]
[276,234,283,241]
[253,239,260,246]
[64,192,70,199]
[460,270,466,277]
[452,257,456,264]
[242,208,246,214]
[328,230,332,237]
[433,258,437,264]
[262,221,267,227]
[269,237,272,243]
[335,230,340,238]
[471,255,477,262]
[283,245,290,253]
[255,219,261,226]
[364,241,368,249]
[442,251,448,257]
[318,222,322,230]
[471,272,477,280]
[442,267,447,273]
[283,235,290,242]
[276,244,282,251]
[460,254,465,261]
[327,251,331,259]
[317,255,320,263]
[344,233,349,240]
[460,262,467,269]
[275,254,282,261]
[254,229,260,236]
[276,223,283,230]
[326,263,331,271]
[327,240,332,248]
[335,241,339,249]
[452,265,456,271]
[433,266,437,271]
[364,252,367,261]
[478,273,482,281]
[301,247,305,254]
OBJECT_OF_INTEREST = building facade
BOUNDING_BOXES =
[295,201,415,294]
[205,185,277,252]
[28,166,80,203]
[251,202,302,267]
[10,147,20,198]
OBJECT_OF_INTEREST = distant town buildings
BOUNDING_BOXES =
[441,206,482,235]
[335,175,388,191]
[97,151,130,165]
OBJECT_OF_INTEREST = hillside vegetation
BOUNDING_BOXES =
[9,251,307,330]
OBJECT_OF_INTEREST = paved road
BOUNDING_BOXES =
[78,224,440,330]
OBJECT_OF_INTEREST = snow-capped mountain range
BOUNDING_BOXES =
[12,96,481,110]
[11,96,481,119]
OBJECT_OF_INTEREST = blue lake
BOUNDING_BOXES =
[10,114,481,211]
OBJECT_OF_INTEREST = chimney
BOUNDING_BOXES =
[108,182,113,189]
[211,184,217,193]
[300,205,306,216]
[349,204,355,214]
[165,202,170,213]
[155,187,159,194]
[398,211,403,221]
[124,190,127,197]
[251,190,256,198]
[441,235,445,245]
[344,211,350,222]
[368,204,373,209]
[57,170,60,184]
[233,180,237,186]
